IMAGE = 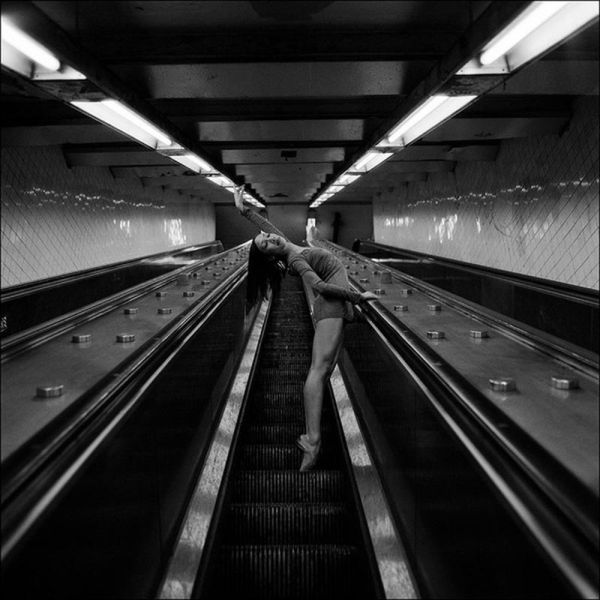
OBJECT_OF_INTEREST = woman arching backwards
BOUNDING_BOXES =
[234,186,376,471]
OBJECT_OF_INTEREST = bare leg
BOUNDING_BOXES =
[303,318,344,445]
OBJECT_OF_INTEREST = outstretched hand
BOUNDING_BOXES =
[234,185,245,211]
[359,291,378,303]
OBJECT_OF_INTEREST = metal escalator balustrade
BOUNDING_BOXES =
[312,241,598,597]
[195,275,383,599]
[1,247,256,599]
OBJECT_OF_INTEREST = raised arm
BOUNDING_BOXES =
[234,185,288,239]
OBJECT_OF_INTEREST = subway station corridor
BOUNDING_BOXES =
[1,2,599,598]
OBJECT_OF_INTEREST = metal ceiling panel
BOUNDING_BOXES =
[199,120,363,142]
[111,62,425,98]
[221,148,345,164]
[236,164,334,178]
[488,61,600,96]
[63,149,174,167]
[423,117,570,142]
[33,1,480,32]
[378,161,455,174]
[1,125,127,146]
[111,166,189,178]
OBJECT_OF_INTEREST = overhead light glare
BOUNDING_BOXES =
[458,1,599,75]
[1,16,60,71]
[387,95,448,143]
[352,151,393,172]
[71,99,172,148]
[381,95,477,147]
[172,153,213,172]
[102,100,172,146]
[337,174,360,185]
[479,1,568,65]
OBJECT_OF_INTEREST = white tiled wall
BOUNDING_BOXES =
[1,146,215,288]
[373,96,599,290]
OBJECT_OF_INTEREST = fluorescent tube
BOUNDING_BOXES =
[337,174,360,185]
[480,1,568,65]
[387,95,448,144]
[401,95,477,145]
[1,17,60,71]
[352,151,393,172]
[458,1,598,74]
[71,100,172,148]
[171,153,213,172]
[102,100,172,146]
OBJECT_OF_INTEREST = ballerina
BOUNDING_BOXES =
[234,186,376,470]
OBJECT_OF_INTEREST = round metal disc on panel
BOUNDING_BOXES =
[470,330,489,338]
[116,333,135,343]
[427,330,445,339]
[36,385,64,398]
[489,377,516,392]
[551,376,579,390]
[71,334,92,343]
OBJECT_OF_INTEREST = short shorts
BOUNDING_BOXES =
[313,295,355,323]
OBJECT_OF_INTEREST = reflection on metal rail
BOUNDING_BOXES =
[301,277,420,599]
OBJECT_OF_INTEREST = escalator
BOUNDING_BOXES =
[196,275,382,598]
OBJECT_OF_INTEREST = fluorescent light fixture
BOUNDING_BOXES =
[207,175,234,188]
[480,1,568,65]
[1,16,60,71]
[458,1,599,74]
[102,100,172,146]
[352,151,394,172]
[71,99,172,148]
[170,153,213,173]
[379,95,477,147]
[387,96,448,144]
[337,174,360,185]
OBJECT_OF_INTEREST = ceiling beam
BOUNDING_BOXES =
[312,0,532,202]
[1,1,238,182]
[91,29,458,64]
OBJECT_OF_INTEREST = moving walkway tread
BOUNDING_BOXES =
[197,276,381,599]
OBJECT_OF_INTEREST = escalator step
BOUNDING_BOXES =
[223,503,354,544]
[237,444,340,470]
[209,544,363,598]
[246,405,306,423]
[242,423,305,444]
[246,393,302,409]
[241,423,331,444]
[231,470,346,503]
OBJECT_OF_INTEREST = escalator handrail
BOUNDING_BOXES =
[322,241,599,375]
[1,259,248,563]
[348,294,598,597]
[355,240,600,308]
[1,242,248,363]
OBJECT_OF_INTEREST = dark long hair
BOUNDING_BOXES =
[246,240,286,309]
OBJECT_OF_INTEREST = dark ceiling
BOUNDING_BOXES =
[1,1,598,206]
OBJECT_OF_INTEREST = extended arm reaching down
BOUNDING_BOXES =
[288,253,362,304]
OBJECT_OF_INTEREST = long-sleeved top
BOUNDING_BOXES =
[241,207,362,310]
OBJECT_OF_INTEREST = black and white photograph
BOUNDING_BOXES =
[1,2,598,598]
